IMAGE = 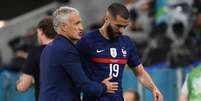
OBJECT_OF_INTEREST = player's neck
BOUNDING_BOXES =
[99,25,109,40]
[41,38,53,45]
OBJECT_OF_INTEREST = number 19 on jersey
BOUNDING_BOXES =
[109,64,119,77]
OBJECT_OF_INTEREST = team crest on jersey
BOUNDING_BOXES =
[110,48,117,58]
[121,48,127,57]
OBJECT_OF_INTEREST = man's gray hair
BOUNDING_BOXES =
[53,6,79,33]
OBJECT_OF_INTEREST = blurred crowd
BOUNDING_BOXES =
[124,0,201,68]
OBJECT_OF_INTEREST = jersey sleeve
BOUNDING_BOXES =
[60,46,106,97]
[126,36,141,68]
[21,49,36,76]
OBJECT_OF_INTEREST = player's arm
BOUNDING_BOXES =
[125,36,163,101]
[16,73,34,92]
[179,76,188,101]
[131,64,163,101]
[16,49,35,92]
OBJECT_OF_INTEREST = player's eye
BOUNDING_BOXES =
[116,24,127,28]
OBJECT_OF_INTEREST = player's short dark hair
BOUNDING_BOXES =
[37,16,57,39]
[107,3,129,19]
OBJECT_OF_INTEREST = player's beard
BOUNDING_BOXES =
[106,24,121,41]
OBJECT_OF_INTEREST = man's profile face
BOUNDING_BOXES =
[36,28,43,45]
[63,12,84,42]
[107,15,128,40]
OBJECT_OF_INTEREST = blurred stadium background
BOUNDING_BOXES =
[0,0,200,101]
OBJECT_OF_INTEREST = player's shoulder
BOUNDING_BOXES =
[121,34,130,40]
[119,35,133,43]
[28,46,43,55]
[79,30,99,44]
[34,45,46,52]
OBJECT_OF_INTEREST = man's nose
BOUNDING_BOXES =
[79,24,84,31]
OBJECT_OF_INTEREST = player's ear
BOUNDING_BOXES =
[37,28,43,35]
[104,15,110,24]
[105,11,112,24]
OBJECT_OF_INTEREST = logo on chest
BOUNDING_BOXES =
[121,48,127,58]
[96,49,104,53]
[110,48,117,58]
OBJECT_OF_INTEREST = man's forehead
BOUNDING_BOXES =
[68,12,81,22]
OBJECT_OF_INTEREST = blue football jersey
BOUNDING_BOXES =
[76,30,141,101]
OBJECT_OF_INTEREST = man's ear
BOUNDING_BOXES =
[60,23,67,31]
[37,28,43,35]
[104,16,110,24]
